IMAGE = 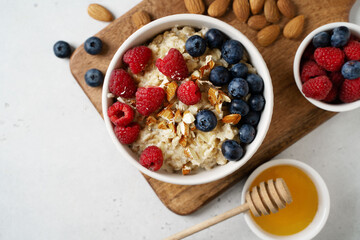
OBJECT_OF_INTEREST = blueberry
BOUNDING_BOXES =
[185,35,207,57]
[53,41,72,58]
[246,74,264,93]
[230,63,248,78]
[331,26,350,47]
[241,111,261,126]
[84,36,103,55]
[248,94,265,111]
[209,66,231,86]
[205,28,225,49]
[312,32,330,48]
[239,124,256,144]
[221,140,244,161]
[85,69,104,87]
[229,99,249,116]
[195,110,217,132]
[221,40,244,64]
[228,78,249,99]
[341,61,360,80]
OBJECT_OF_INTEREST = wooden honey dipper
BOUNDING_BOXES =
[165,178,292,240]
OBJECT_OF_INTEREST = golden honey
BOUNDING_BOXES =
[249,165,318,236]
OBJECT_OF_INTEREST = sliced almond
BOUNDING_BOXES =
[158,108,174,121]
[131,10,151,29]
[249,0,265,15]
[184,0,205,14]
[283,15,305,39]
[166,81,178,102]
[208,0,232,18]
[248,15,268,30]
[87,4,114,22]
[222,114,242,124]
[183,110,195,124]
[277,0,296,19]
[233,0,250,23]
[257,24,280,47]
[264,0,281,23]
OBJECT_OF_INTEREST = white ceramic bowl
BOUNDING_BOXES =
[241,159,330,240]
[102,14,274,185]
[293,22,360,112]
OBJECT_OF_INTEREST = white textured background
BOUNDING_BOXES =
[0,0,360,239]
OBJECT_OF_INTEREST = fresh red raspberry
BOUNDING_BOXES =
[114,122,140,144]
[302,76,332,100]
[177,81,201,105]
[344,40,360,61]
[323,86,338,103]
[156,48,189,81]
[139,146,163,171]
[339,77,360,103]
[107,102,134,126]
[109,69,137,98]
[314,47,345,71]
[329,71,344,87]
[135,87,165,116]
[300,60,326,83]
[123,46,152,74]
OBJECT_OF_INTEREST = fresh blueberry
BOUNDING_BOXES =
[205,28,225,49]
[53,41,72,58]
[221,140,244,161]
[209,66,231,86]
[248,94,265,111]
[341,60,360,80]
[221,40,244,64]
[185,35,207,57]
[85,68,104,87]
[331,26,350,47]
[228,78,249,99]
[195,110,218,132]
[312,32,330,48]
[230,63,248,78]
[229,99,249,116]
[246,74,264,93]
[239,124,256,144]
[84,36,103,55]
[241,111,261,126]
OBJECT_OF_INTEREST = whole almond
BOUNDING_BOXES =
[208,0,232,18]
[184,0,205,14]
[131,10,151,29]
[277,0,296,19]
[233,0,250,23]
[283,15,305,39]
[264,0,281,23]
[87,4,113,22]
[248,15,268,30]
[249,0,265,15]
[257,24,280,46]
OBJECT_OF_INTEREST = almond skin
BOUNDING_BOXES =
[233,0,250,23]
[249,0,265,15]
[283,15,305,39]
[248,15,268,30]
[87,4,114,22]
[257,24,280,46]
[277,0,296,19]
[184,0,205,14]
[264,0,281,23]
[131,10,151,29]
[208,0,232,18]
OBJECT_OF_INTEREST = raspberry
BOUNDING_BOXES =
[109,69,137,98]
[107,102,134,126]
[314,47,345,71]
[139,146,163,171]
[339,77,360,103]
[177,81,201,105]
[114,122,140,144]
[156,48,189,81]
[344,40,360,61]
[302,76,332,100]
[136,87,165,116]
[329,71,344,87]
[300,60,326,83]
[123,46,152,74]
[323,86,338,103]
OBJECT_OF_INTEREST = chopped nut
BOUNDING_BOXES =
[174,109,182,123]
[182,163,191,175]
[219,91,231,102]
[199,59,215,77]
[222,114,242,124]
[179,121,190,136]
[146,116,157,126]
[158,108,174,121]
[168,122,176,133]
[208,88,219,105]
[182,110,195,124]
[179,135,187,147]
[158,121,168,130]
[166,81,178,102]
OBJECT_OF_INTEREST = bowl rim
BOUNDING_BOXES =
[241,159,330,240]
[101,14,274,185]
[293,22,360,112]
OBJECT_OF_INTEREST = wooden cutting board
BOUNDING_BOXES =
[69,0,355,215]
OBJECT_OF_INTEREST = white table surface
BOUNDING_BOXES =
[1,1,360,239]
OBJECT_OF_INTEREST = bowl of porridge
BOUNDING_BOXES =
[102,14,273,185]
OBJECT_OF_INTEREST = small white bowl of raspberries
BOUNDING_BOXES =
[102,14,273,185]
[294,22,360,112]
